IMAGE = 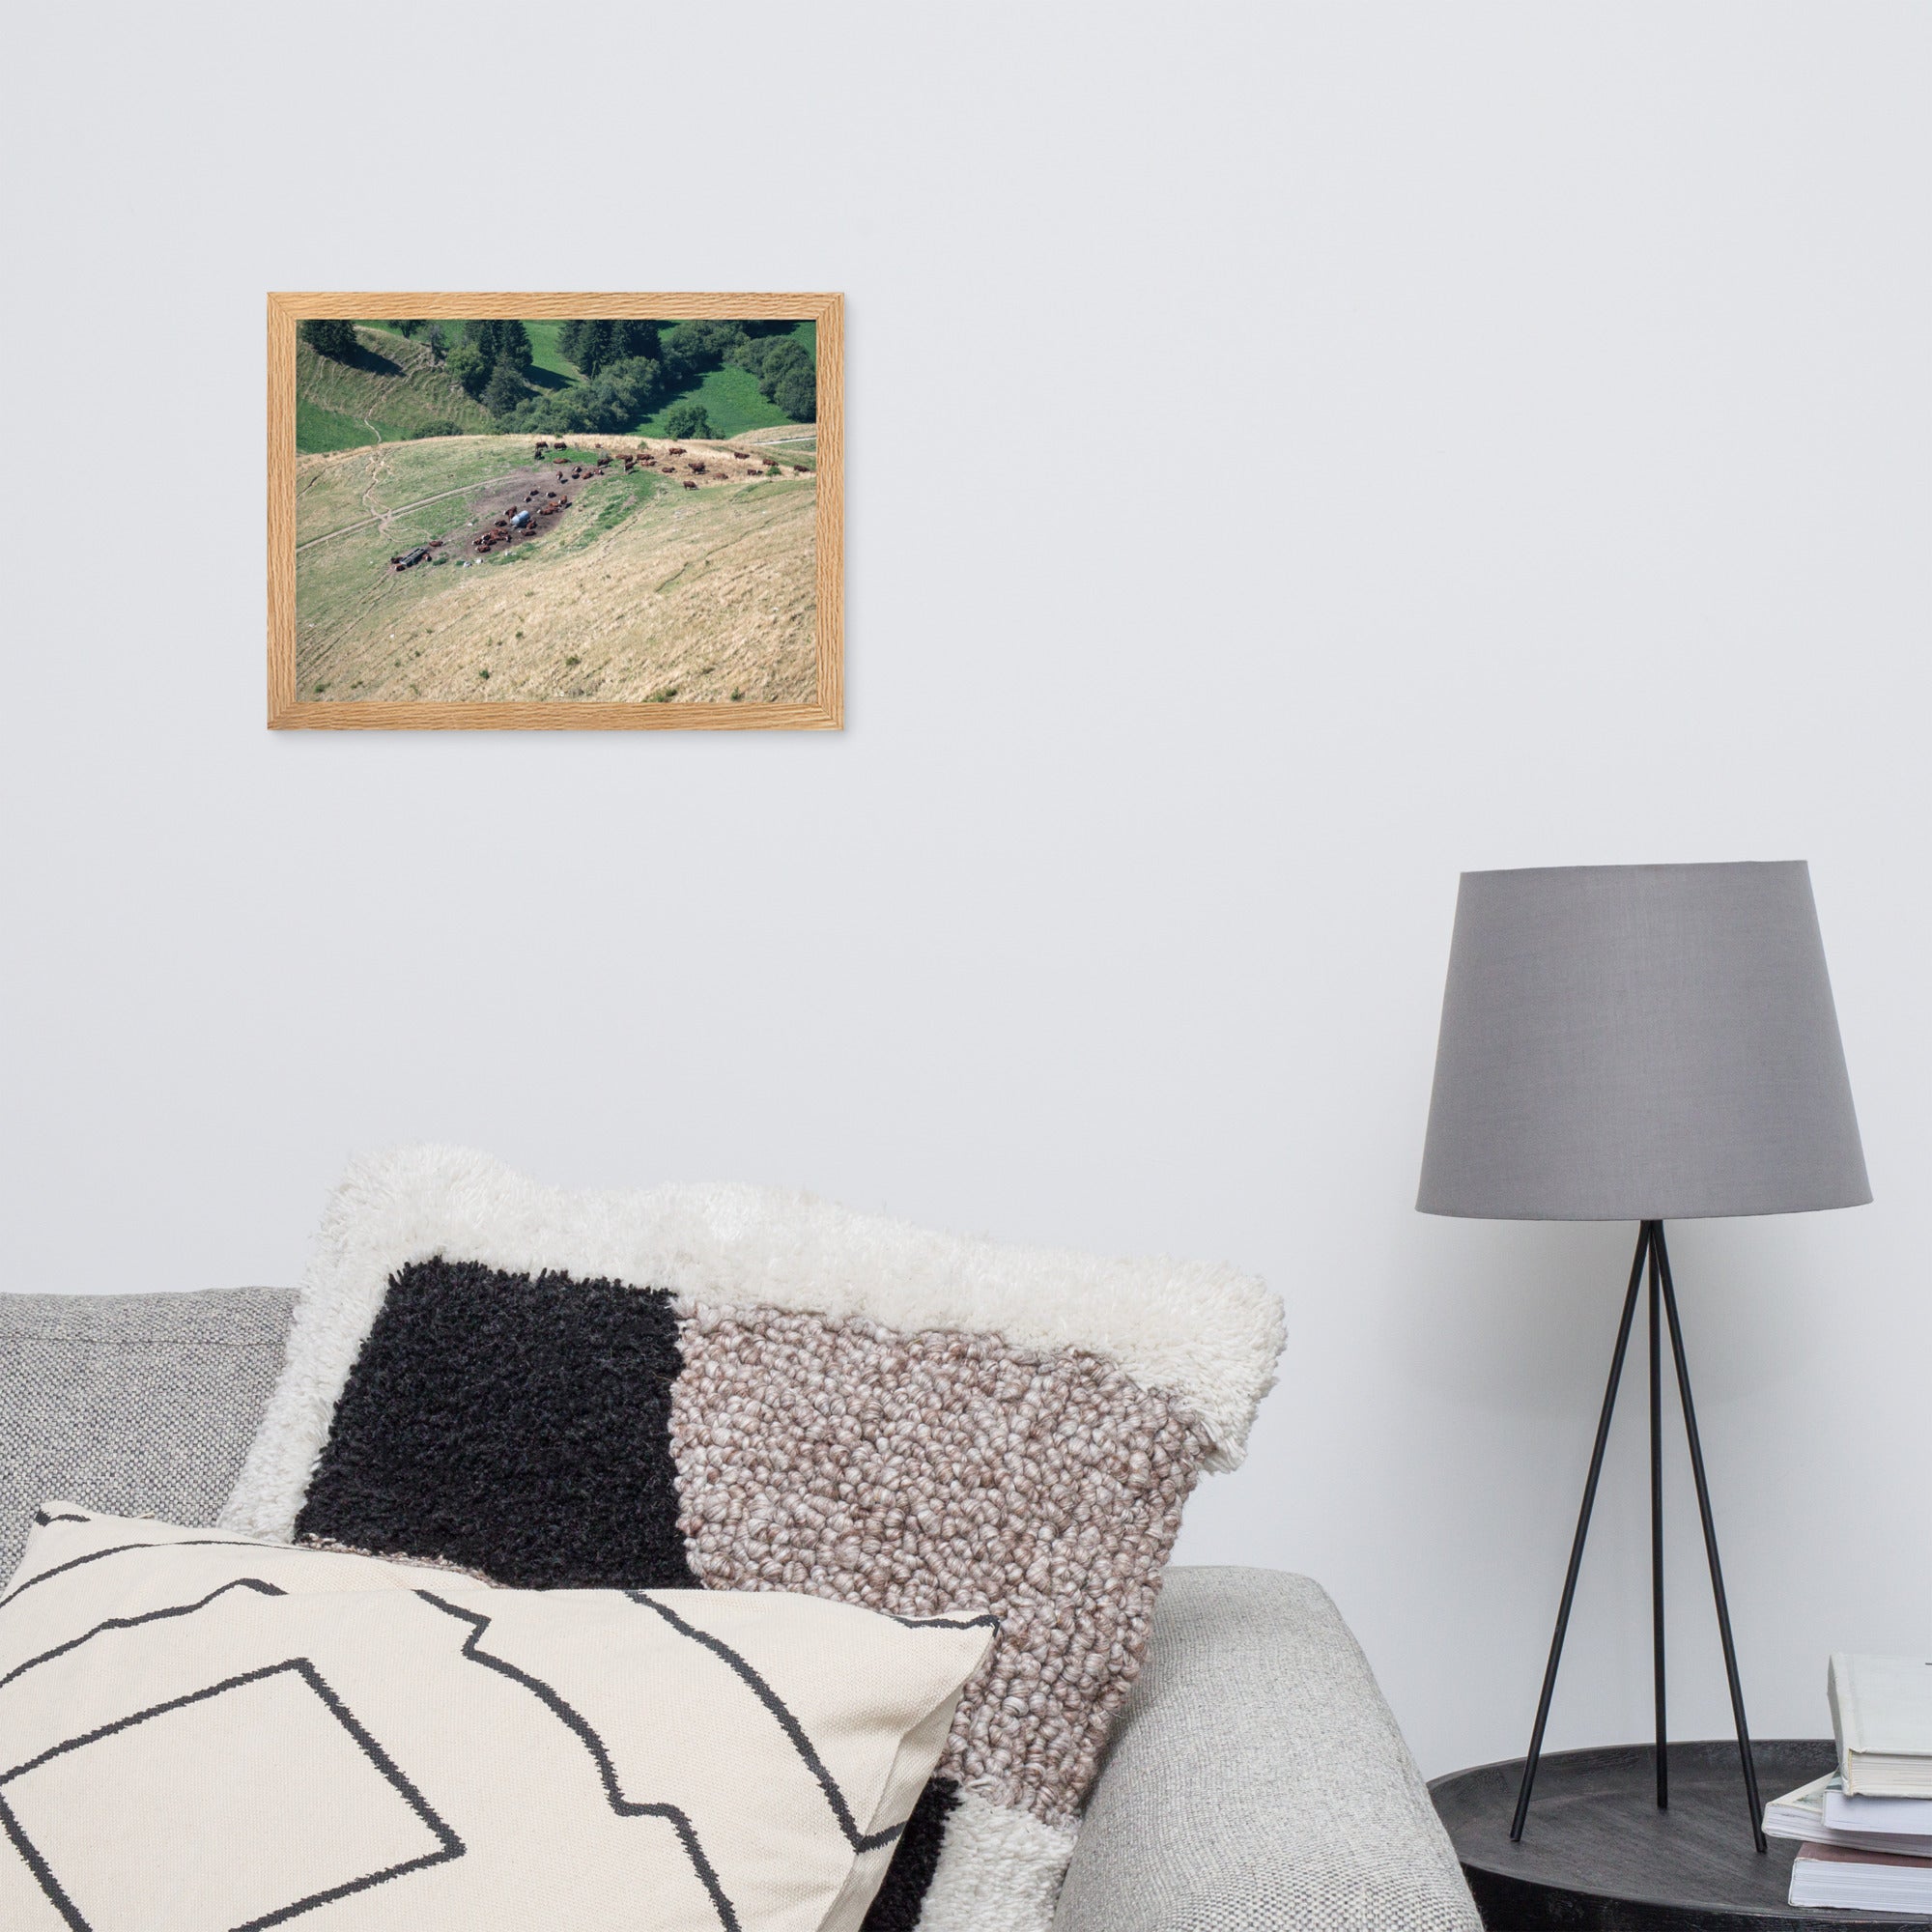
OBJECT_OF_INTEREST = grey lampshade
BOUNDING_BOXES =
[1417,862,1870,1221]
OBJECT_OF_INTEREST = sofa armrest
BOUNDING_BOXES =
[1054,1566,1479,1932]
[0,1290,294,1584]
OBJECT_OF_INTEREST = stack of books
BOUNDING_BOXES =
[1763,1653,1932,1913]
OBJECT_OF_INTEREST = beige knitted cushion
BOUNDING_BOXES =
[0,1507,992,1932]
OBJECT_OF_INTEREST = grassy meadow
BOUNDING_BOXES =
[521,320,579,384]
[632,364,792,438]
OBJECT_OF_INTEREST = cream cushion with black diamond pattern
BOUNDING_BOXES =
[0,1507,994,1932]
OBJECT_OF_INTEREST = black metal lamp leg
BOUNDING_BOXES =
[1654,1225,1768,1854]
[1649,1223,1667,1810]
[1509,1225,1652,1842]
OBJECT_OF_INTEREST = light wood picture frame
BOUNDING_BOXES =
[269,292,842,730]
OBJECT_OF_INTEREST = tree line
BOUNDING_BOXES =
[300,317,816,438]
[300,318,449,367]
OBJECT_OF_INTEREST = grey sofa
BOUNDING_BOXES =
[0,1289,1482,1931]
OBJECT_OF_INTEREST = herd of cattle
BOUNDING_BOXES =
[389,440,808,571]
[534,438,799,488]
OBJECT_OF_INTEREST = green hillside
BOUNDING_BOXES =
[295,317,817,453]
[296,327,491,452]
[296,398,384,453]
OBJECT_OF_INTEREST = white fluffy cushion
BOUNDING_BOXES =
[0,1507,994,1932]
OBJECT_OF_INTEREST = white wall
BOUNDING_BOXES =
[3,2,1926,1778]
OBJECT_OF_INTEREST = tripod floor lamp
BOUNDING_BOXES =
[1417,862,1870,1850]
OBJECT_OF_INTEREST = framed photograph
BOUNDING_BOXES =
[268,293,841,730]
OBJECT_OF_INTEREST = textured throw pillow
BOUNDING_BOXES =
[221,1147,1284,1931]
[0,1506,994,1932]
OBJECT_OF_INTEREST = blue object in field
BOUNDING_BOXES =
[511,509,531,528]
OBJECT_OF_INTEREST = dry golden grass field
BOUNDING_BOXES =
[294,432,819,704]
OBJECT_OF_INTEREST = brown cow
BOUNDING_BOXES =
[667,445,686,456]
[689,462,706,474]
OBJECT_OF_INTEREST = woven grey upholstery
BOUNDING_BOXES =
[1056,1566,1480,1932]
[0,1290,294,1582]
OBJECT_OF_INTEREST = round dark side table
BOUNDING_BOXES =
[1431,1740,1932,1929]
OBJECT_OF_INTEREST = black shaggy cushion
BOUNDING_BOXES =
[294,1259,698,1590]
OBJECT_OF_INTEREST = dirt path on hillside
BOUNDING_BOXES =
[299,470,529,551]
[355,447,393,522]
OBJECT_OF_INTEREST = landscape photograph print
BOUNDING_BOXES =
[268,293,842,730]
